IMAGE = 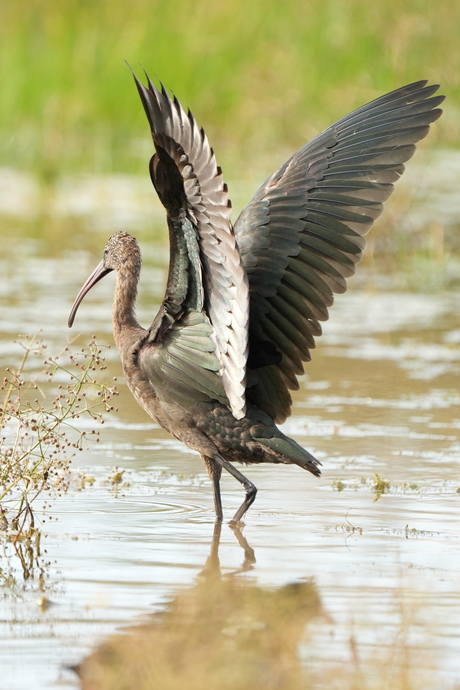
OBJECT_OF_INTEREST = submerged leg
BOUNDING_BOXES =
[203,456,223,521]
[213,454,257,525]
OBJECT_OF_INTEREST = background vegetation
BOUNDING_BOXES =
[1,0,458,181]
[0,0,458,286]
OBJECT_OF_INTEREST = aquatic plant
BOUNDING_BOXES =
[0,334,118,542]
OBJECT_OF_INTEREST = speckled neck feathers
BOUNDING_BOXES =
[110,239,144,348]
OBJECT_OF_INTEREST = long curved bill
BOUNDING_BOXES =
[68,261,113,328]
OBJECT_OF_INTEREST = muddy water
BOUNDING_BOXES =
[0,168,460,689]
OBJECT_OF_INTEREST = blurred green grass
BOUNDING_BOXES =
[1,0,459,286]
[1,0,458,180]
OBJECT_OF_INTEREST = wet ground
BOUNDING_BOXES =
[0,158,460,689]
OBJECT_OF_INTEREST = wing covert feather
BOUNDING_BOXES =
[139,312,229,407]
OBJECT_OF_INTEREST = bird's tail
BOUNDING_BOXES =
[253,428,321,477]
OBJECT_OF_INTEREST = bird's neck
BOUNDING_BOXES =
[112,268,142,344]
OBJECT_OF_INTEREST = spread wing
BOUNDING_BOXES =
[234,80,444,423]
[133,71,249,419]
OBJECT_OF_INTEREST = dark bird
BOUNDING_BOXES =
[69,73,443,523]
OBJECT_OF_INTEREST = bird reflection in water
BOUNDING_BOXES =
[69,71,443,523]
[76,525,322,690]
[202,522,256,577]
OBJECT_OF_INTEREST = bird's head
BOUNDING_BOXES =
[68,231,141,327]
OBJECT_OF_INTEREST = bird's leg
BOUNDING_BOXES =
[213,454,257,525]
[203,456,223,522]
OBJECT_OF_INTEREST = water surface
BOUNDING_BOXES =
[0,164,459,689]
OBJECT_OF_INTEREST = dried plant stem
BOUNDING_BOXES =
[0,332,36,427]
[1,334,118,540]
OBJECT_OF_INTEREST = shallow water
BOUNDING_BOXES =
[0,172,460,689]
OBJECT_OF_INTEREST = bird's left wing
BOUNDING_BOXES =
[134,72,249,419]
[234,80,444,423]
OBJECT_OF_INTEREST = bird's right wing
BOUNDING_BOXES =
[134,71,249,420]
[234,81,444,423]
